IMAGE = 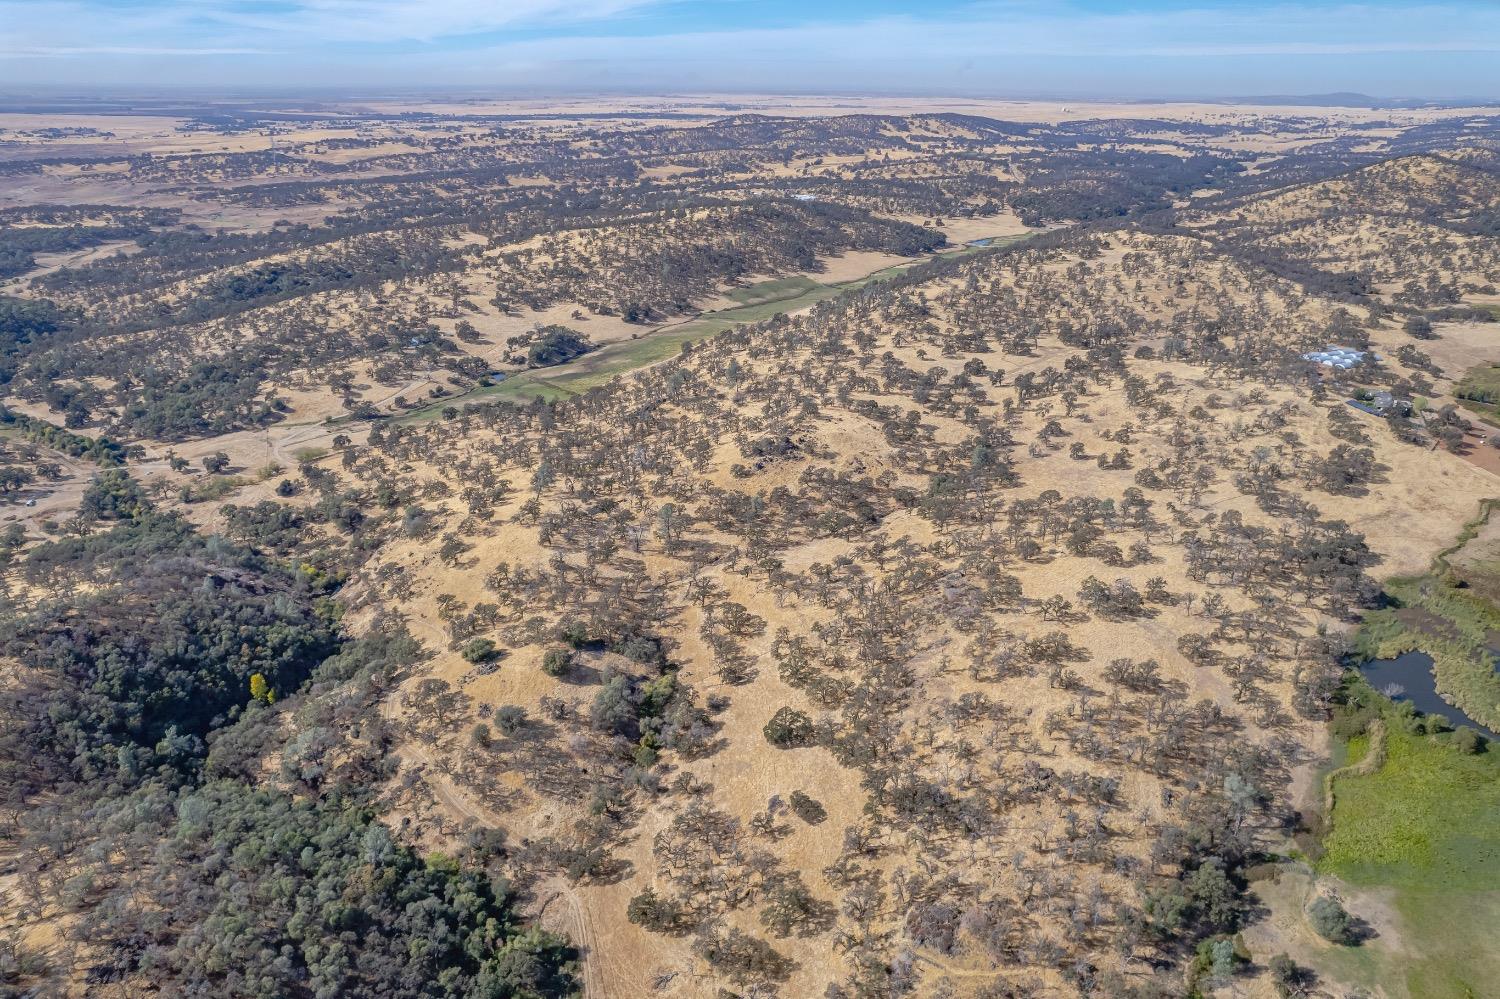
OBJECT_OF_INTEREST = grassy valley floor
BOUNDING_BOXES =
[1317,705,1500,998]
[403,232,1033,414]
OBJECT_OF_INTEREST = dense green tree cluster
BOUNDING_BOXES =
[0,295,69,384]
[0,404,127,462]
[1011,150,1243,224]
[118,356,289,439]
[86,780,576,998]
[0,486,578,997]
[525,326,594,367]
[2,509,340,790]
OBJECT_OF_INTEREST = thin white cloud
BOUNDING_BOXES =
[7,46,272,56]
[444,6,1500,63]
[413,5,1500,95]
[0,0,667,53]
[206,0,663,44]
[0,0,1496,92]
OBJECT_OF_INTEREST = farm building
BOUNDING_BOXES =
[1302,345,1375,369]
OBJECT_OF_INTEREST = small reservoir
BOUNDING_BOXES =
[1358,650,1499,740]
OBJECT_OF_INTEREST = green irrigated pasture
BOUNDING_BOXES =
[1321,721,1500,890]
[725,275,822,306]
[1353,508,1500,735]
[1320,718,1500,998]
[1454,360,1500,426]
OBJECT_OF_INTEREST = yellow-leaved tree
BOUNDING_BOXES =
[249,672,275,704]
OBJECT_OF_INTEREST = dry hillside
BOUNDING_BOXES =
[2,101,1499,999]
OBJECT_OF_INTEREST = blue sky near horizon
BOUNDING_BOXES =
[1,1,1497,97]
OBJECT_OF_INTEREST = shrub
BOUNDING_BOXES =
[557,619,589,648]
[760,875,833,938]
[615,634,664,665]
[525,326,594,367]
[590,672,637,736]
[1403,315,1434,339]
[1268,953,1309,997]
[1188,935,1242,987]
[461,638,500,664]
[626,887,683,933]
[763,707,815,749]
[494,705,527,735]
[1329,702,1375,740]
[788,790,827,825]
[691,927,793,986]
[1307,895,1355,944]
[1185,857,1241,932]
[541,647,572,676]
[1452,726,1485,754]
[80,469,151,522]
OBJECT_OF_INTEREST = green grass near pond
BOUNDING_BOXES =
[1291,876,1500,999]
[1455,397,1500,429]
[1451,358,1500,428]
[1395,891,1500,999]
[1309,620,1500,999]
[1321,715,1500,890]
[1300,504,1500,999]
[455,310,770,408]
[1316,705,1500,998]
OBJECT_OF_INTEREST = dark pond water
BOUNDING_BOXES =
[1358,650,1500,740]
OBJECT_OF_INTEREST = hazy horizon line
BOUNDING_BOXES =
[0,85,1495,107]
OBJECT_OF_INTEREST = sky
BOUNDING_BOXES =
[1,0,1497,98]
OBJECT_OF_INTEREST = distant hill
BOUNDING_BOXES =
[1232,92,1495,109]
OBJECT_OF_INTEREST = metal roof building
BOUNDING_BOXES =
[1301,345,1375,368]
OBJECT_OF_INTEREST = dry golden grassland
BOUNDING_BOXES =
[330,225,1495,996]
[4,100,1500,998]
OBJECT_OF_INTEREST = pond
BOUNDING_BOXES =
[1358,650,1500,740]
